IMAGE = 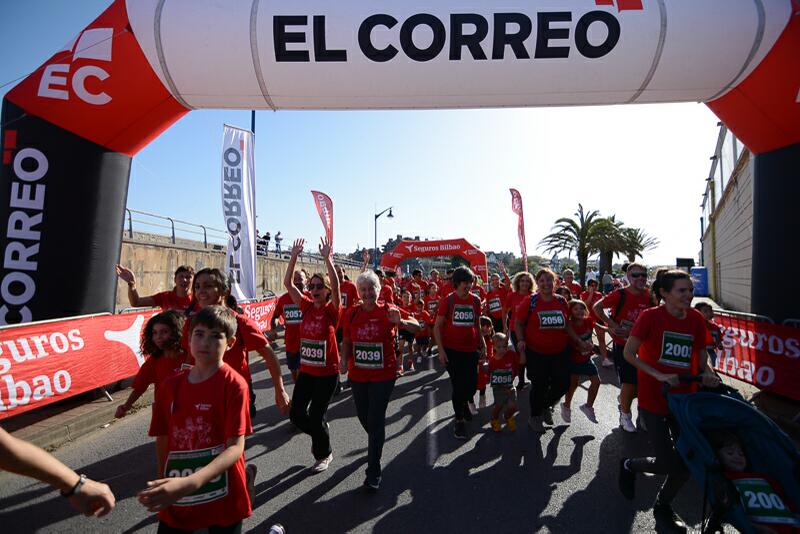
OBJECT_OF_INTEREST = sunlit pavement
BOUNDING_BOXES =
[0,349,732,533]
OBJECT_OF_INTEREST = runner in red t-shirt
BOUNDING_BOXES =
[514,268,585,432]
[413,300,433,364]
[409,269,429,301]
[116,311,190,437]
[562,269,583,302]
[183,269,290,420]
[140,306,253,532]
[504,271,534,388]
[474,316,495,411]
[336,264,359,312]
[116,264,194,311]
[618,269,719,531]
[581,279,612,367]
[341,270,420,490]
[397,290,417,374]
[486,273,509,334]
[488,333,521,432]
[434,267,487,440]
[268,269,307,382]
[593,262,653,433]
[437,269,455,298]
[283,238,341,473]
[695,302,724,367]
[561,300,601,425]
[424,283,440,316]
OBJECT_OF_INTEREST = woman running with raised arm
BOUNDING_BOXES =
[284,237,341,473]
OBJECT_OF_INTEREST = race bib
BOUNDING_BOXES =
[734,478,799,526]
[620,319,635,330]
[284,304,303,324]
[488,298,502,313]
[490,368,514,386]
[538,310,566,329]
[659,331,693,369]
[164,445,227,506]
[452,304,475,327]
[580,331,593,354]
[300,338,327,366]
[353,341,384,369]
[341,293,348,308]
[427,301,438,313]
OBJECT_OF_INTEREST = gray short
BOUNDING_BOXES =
[492,386,517,406]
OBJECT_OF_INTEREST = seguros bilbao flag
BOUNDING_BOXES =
[222,125,257,301]
[311,190,334,249]
[509,188,528,272]
[0,297,277,419]
[712,315,800,402]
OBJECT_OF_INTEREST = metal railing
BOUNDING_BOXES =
[124,208,228,249]
[782,318,800,328]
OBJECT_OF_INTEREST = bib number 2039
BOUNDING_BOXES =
[164,445,227,506]
[300,339,327,366]
[354,342,384,369]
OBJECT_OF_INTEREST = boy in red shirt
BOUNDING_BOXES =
[139,305,252,533]
[488,333,520,432]
[695,302,724,366]
[413,299,433,364]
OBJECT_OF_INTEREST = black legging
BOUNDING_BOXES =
[525,347,570,417]
[350,379,396,480]
[290,372,339,460]
[444,348,479,420]
[628,408,690,505]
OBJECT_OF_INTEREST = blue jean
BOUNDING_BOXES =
[350,379,396,479]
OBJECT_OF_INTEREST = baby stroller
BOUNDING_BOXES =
[666,377,800,533]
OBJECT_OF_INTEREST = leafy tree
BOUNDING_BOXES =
[538,204,602,284]
[622,227,659,263]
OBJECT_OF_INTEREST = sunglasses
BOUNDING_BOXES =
[308,283,326,290]
[629,272,647,279]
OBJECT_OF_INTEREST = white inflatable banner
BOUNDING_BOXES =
[222,125,257,301]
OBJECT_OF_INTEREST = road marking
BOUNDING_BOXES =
[426,357,438,467]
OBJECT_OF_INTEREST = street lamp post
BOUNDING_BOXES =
[374,206,394,269]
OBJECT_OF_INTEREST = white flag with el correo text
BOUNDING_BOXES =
[221,124,257,301]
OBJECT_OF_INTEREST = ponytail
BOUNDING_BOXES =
[651,268,691,304]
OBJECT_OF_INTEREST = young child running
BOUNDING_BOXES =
[413,299,433,365]
[398,290,417,374]
[562,300,601,424]
[139,305,252,533]
[489,333,519,432]
[473,316,495,411]
[116,311,189,422]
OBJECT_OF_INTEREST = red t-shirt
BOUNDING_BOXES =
[469,285,487,303]
[630,306,706,415]
[379,283,394,305]
[132,353,190,395]
[515,294,570,355]
[569,318,596,364]
[485,287,508,319]
[152,289,192,312]
[725,471,799,533]
[436,293,481,352]
[600,288,653,345]
[564,281,583,299]
[505,291,528,325]
[581,290,604,322]
[298,297,340,376]
[488,350,519,388]
[342,302,400,383]
[438,281,453,299]
[181,312,267,384]
[414,309,433,338]
[275,292,303,353]
[424,295,439,315]
[339,280,359,311]
[706,320,724,349]
[149,365,252,530]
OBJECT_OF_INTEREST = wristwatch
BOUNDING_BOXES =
[61,474,87,497]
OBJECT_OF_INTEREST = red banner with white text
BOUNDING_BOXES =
[311,190,334,248]
[510,188,528,272]
[0,297,276,419]
[712,315,800,401]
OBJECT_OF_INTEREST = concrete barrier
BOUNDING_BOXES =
[116,237,362,311]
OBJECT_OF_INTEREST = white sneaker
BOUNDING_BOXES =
[416,356,422,364]
[468,402,478,416]
[478,396,487,409]
[580,404,598,423]
[619,411,636,433]
[310,453,333,473]
[560,403,572,424]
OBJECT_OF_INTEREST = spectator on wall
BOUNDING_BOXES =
[275,231,283,257]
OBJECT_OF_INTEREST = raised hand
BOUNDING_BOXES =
[115,264,135,285]
[291,239,305,257]
[319,236,332,258]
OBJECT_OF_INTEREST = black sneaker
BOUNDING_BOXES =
[618,459,636,500]
[453,420,468,440]
[463,407,473,421]
[542,407,554,426]
[653,503,687,533]
[363,476,381,492]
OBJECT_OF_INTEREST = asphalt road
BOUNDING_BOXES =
[1,349,733,533]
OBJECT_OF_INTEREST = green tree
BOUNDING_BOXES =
[591,216,627,278]
[538,204,602,284]
[622,227,659,263]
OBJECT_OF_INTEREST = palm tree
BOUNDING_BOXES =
[538,204,602,284]
[622,227,659,263]
[591,216,627,277]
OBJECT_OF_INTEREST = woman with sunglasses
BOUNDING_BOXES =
[284,237,341,473]
[593,262,653,433]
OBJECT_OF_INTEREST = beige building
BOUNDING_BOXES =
[700,125,752,312]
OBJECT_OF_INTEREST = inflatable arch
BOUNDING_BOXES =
[381,239,488,282]
[1,0,798,324]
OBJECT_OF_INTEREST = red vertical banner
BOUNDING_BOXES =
[509,188,528,272]
[311,190,334,249]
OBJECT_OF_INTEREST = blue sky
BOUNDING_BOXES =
[1,1,721,266]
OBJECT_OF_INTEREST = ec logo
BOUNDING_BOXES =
[37,28,113,106]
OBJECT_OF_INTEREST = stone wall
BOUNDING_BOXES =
[115,238,361,311]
